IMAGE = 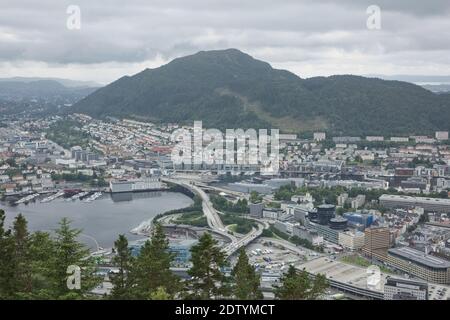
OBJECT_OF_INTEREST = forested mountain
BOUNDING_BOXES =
[72,49,450,136]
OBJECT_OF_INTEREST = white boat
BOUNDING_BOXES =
[66,191,89,201]
[15,193,39,205]
[83,192,102,203]
[41,190,65,203]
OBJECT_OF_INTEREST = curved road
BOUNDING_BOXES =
[162,176,267,257]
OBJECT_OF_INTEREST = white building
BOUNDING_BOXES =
[351,195,366,209]
[338,231,365,250]
[390,137,409,143]
[313,132,326,142]
[337,193,349,206]
[436,131,449,141]
[384,277,428,300]
[366,136,384,142]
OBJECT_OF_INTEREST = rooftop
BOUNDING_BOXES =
[388,246,450,269]
[380,194,450,205]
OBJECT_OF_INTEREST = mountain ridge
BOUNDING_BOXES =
[72,49,450,136]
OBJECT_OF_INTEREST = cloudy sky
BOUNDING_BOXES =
[1,0,450,84]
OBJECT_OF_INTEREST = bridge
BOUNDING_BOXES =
[161,176,268,258]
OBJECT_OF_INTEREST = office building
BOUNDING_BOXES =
[307,221,340,244]
[329,216,348,230]
[249,203,264,218]
[343,212,374,229]
[379,194,450,213]
[385,247,450,284]
[292,225,323,246]
[338,231,365,250]
[384,277,428,300]
[317,204,336,225]
[362,226,391,257]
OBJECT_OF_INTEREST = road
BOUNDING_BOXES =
[162,177,225,231]
[162,176,267,257]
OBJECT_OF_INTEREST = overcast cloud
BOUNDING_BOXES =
[1,0,449,84]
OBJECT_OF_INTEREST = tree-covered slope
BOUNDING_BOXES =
[72,49,450,135]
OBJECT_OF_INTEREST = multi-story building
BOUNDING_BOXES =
[379,194,450,213]
[343,212,374,229]
[351,195,366,209]
[384,277,428,300]
[362,226,391,257]
[385,247,450,284]
[307,221,340,244]
[262,208,281,220]
[249,203,264,218]
[292,225,323,246]
[338,230,365,250]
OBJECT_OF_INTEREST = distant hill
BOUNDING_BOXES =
[0,79,98,100]
[72,49,450,136]
[420,84,450,93]
[0,77,101,88]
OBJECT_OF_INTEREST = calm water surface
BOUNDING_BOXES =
[0,192,193,249]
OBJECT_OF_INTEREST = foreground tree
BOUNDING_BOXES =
[28,231,57,299]
[0,213,101,299]
[186,232,229,299]
[274,265,328,300]
[132,223,180,299]
[11,214,33,297]
[109,234,134,299]
[231,248,263,300]
[150,286,171,300]
[50,218,101,299]
[0,210,14,299]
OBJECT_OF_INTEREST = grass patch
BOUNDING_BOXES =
[174,211,208,227]
[340,254,392,273]
[220,213,256,234]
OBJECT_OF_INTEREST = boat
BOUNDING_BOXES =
[83,192,102,203]
[66,191,89,201]
[15,193,39,205]
[40,190,65,203]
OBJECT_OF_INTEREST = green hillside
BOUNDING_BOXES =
[72,49,450,136]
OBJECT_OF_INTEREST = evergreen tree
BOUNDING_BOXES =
[274,265,327,300]
[110,234,134,299]
[0,210,14,299]
[150,286,171,300]
[231,248,263,300]
[186,232,230,299]
[11,214,33,298]
[50,218,101,299]
[28,231,57,299]
[132,223,179,299]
